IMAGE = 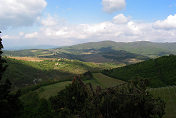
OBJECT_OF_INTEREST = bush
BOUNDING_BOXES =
[50,78,165,118]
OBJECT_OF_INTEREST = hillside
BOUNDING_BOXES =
[4,41,176,64]
[102,55,176,88]
[26,73,125,99]
[3,57,119,88]
[63,41,176,57]
[3,46,149,64]
[148,86,176,118]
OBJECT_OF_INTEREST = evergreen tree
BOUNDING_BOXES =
[0,31,6,79]
[0,31,22,118]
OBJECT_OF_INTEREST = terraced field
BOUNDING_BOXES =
[148,86,176,118]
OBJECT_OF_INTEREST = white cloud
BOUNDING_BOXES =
[0,0,47,27]
[153,14,176,30]
[25,32,38,39]
[19,32,24,36]
[3,13,176,47]
[102,0,126,13]
[1,35,9,39]
[36,14,176,44]
[127,21,141,34]
[41,15,59,27]
[14,14,144,45]
[113,14,128,24]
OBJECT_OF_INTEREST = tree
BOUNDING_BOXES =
[20,92,54,118]
[50,77,165,118]
[0,31,6,80]
[50,77,95,117]
[98,79,165,118]
[0,31,22,118]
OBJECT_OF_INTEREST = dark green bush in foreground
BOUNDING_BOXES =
[0,32,22,118]
[50,78,165,118]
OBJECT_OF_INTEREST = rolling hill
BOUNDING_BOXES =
[3,41,176,64]
[102,55,176,88]
[27,73,125,99]
[64,41,176,57]
[2,57,120,88]
[3,46,148,64]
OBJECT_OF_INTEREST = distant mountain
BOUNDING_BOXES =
[4,45,58,50]
[3,47,148,64]
[3,41,176,64]
[103,55,176,88]
[63,41,176,57]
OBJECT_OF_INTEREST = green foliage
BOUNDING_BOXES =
[50,78,91,116]
[98,79,165,118]
[0,80,22,118]
[50,78,165,118]
[20,92,53,118]
[103,55,176,88]
[0,33,22,118]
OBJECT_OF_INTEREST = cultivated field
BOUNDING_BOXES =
[35,73,124,99]
[8,56,44,62]
[93,73,125,88]
[148,86,176,118]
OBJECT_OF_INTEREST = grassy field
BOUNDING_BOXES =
[148,86,176,118]
[36,79,100,99]
[93,73,125,88]
[34,73,124,99]
[36,81,72,99]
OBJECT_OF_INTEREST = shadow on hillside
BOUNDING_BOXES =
[2,58,76,88]
[40,47,149,64]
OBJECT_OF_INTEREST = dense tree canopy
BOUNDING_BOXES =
[50,77,165,118]
[0,31,22,118]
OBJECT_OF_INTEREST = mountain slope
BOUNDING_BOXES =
[32,73,125,99]
[2,57,119,88]
[4,41,176,64]
[102,55,176,88]
[63,41,176,57]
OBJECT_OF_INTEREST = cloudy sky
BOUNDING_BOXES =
[1,0,176,49]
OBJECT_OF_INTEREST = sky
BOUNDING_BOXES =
[1,0,176,49]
